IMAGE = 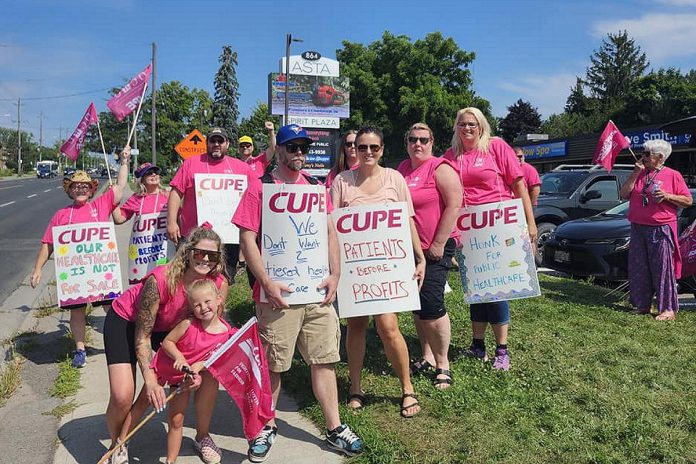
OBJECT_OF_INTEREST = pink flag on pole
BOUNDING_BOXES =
[107,64,152,122]
[206,319,275,440]
[593,120,630,172]
[60,102,99,161]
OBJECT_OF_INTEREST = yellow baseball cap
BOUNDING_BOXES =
[238,135,253,145]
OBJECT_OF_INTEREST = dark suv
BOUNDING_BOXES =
[534,164,634,264]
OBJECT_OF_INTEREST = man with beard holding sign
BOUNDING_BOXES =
[167,127,258,279]
[233,124,364,462]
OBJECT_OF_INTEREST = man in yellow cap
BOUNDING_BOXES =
[238,121,277,174]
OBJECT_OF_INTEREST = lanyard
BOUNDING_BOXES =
[68,202,96,225]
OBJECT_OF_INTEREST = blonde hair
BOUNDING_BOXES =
[136,178,167,196]
[186,279,220,306]
[451,107,492,155]
[165,226,227,294]
[405,122,434,143]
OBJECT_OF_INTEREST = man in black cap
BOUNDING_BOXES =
[167,127,258,277]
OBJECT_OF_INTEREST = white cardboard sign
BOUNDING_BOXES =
[194,173,247,244]
[127,212,174,285]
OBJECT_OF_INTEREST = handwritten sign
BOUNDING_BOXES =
[127,212,174,285]
[52,222,123,307]
[333,202,420,318]
[194,173,247,244]
[260,184,329,305]
[456,199,540,303]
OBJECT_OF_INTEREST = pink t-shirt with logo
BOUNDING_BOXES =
[41,188,117,244]
[627,167,690,226]
[443,137,523,206]
[232,173,333,302]
[397,157,458,251]
[169,154,256,238]
[120,191,169,220]
[111,264,226,332]
[243,151,270,174]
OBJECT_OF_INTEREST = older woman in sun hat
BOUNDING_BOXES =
[30,147,130,369]
[619,139,693,321]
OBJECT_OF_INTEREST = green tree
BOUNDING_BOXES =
[0,127,39,172]
[337,31,490,157]
[238,102,279,155]
[213,45,240,141]
[498,99,542,143]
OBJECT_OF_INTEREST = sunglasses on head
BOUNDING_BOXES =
[407,136,431,145]
[344,141,355,148]
[357,144,382,153]
[285,143,310,154]
[191,248,221,263]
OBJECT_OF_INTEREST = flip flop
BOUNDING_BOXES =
[400,393,421,418]
[655,311,676,321]
[347,393,366,410]
[433,368,453,390]
[409,359,434,376]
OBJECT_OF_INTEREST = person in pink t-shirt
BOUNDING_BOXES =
[444,107,537,371]
[397,122,462,390]
[237,121,277,174]
[513,147,541,205]
[167,127,258,280]
[325,130,359,189]
[30,147,130,370]
[619,139,693,321]
[101,225,229,463]
[331,125,426,417]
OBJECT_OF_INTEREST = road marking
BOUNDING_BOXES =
[27,194,37,198]
[0,185,21,190]
[0,201,16,207]
[44,189,52,192]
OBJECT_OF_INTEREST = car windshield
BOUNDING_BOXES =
[600,202,629,216]
[540,172,587,195]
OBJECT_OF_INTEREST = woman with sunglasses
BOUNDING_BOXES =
[325,130,358,189]
[101,224,230,464]
[619,139,692,321]
[330,125,425,417]
[31,147,130,370]
[444,107,536,371]
[397,123,462,389]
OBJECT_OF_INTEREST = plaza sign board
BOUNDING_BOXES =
[280,55,339,77]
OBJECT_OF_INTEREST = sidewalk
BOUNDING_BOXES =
[51,186,345,464]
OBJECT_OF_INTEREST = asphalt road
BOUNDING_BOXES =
[0,176,75,303]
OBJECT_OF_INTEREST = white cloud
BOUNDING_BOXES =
[591,13,696,62]
[656,0,696,6]
[497,73,578,118]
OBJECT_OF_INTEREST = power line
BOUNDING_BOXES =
[0,87,111,102]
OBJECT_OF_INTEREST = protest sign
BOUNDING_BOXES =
[260,184,329,305]
[456,199,540,303]
[52,222,123,307]
[127,212,173,284]
[333,202,420,317]
[194,173,247,244]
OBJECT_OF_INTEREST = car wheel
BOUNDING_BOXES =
[535,222,557,266]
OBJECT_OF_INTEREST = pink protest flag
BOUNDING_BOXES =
[60,102,99,161]
[593,120,630,172]
[107,64,152,122]
[206,317,275,440]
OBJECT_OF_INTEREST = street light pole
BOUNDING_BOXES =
[17,97,21,176]
[284,33,303,125]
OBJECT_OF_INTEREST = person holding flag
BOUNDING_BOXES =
[238,121,277,174]
[593,120,631,172]
[619,139,693,321]
[30,147,130,368]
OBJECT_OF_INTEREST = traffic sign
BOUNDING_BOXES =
[175,129,207,159]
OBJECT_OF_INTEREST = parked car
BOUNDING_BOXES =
[534,164,635,264]
[543,189,696,292]
[64,167,76,176]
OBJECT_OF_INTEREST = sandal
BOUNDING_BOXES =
[409,358,434,376]
[433,368,453,390]
[347,393,366,410]
[400,393,421,418]
[655,311,676,321]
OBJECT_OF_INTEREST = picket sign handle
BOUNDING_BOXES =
[204,316,257,369]
[95,118,112,186]
[124,81,149,149]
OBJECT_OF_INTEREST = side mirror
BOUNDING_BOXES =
[580,190,602,203]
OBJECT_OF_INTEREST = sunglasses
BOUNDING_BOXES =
[285,143,310,154]
[344,141,356,148]
[457,122,478,128]
[208,137,226,145]
[641,151,660,158]
[239,143,252,149]
[69,184,91,191]
[191,248,221,263]
[357,144,383,153]
[407,136,431,145]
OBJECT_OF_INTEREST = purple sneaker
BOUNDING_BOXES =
[461,345,488,362]
[493,348,510,371]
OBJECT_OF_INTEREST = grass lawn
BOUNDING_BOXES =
[226,272,696,464]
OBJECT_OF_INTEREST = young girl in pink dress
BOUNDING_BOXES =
[151,278,237,464]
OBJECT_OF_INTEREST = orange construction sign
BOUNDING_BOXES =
[175,129,207,159]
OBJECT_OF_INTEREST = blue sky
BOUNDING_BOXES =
[1,0,695,147]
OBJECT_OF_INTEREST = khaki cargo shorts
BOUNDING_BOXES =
[255,302,341,373]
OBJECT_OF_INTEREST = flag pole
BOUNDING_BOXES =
[124,82,149,150]
[204,316,257,369]
[95,118,113,186]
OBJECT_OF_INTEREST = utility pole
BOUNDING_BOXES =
[38,111,43,162]
[17,98,21,175]
[151,42,157,164]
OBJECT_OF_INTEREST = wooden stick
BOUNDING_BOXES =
[95,118,112,186]
[125,81,149,149]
